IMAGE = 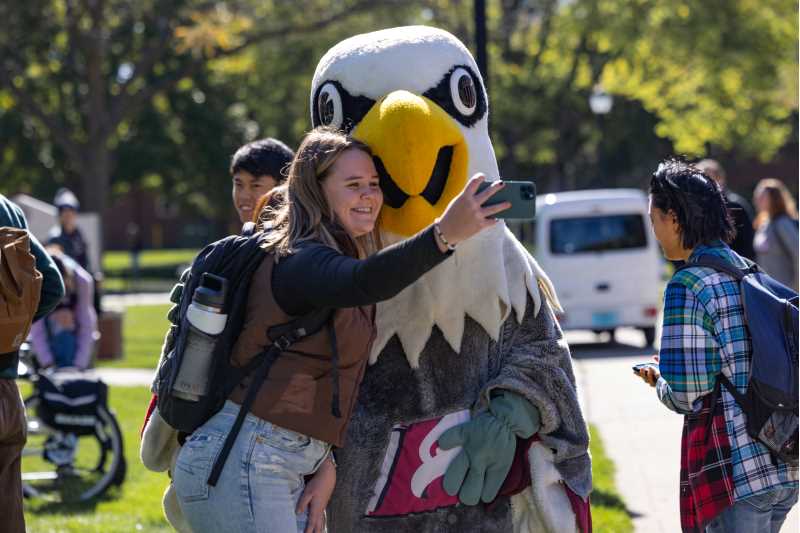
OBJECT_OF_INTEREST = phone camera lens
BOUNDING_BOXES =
[522,186,535,200]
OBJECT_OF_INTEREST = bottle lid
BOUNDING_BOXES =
[193,273,227,309]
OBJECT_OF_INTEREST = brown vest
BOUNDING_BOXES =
[228,255,375,447]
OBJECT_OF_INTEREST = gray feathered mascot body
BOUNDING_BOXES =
[312,26,592,533]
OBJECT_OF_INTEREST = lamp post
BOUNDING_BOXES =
[589,86,614,187]
[475,0,487,84]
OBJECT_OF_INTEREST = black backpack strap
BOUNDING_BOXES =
[270,309,342,417]
[717,373,749,409]
[207,307,333,487]
[327,318,341,418]
[207,342,282,487]
[676,255,758,281]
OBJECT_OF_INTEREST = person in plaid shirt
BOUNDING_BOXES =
[636,158,798,532]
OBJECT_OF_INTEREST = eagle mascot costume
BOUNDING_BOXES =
[313,26,592,533]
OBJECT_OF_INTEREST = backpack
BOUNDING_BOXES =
[0,227,43,357]
[36,370,108,436]
[677,255,799,465]
[154,230,335,486]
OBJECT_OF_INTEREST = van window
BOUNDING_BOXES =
[550,214,647,254]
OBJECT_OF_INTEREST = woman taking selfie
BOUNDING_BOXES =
[636,158,798,533]
[172,127,510,533]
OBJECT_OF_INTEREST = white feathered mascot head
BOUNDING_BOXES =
[311,26,560,367]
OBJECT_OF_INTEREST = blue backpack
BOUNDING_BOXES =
[678,256,798,465]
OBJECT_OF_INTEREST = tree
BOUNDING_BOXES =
[0,0,403,215]
[425,0,797,191]
[1,0,794,223]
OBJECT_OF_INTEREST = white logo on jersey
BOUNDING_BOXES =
[410,409,470,498]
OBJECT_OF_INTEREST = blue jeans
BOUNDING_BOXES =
[705,486,798,533]
[173,401,330,533]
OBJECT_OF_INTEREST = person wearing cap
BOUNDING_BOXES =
[47,188,91,271]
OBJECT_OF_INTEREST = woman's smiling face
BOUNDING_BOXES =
[321,148,383,238]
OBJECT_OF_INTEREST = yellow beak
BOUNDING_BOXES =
[353,91,468,236]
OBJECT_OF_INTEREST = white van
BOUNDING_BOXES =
[532,188,663,345]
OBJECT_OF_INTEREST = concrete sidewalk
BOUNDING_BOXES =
[570,330,798,532]
[103,292,172,309]
[95,367,155,387]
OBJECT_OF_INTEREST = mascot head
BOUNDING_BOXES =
[312,26,559,366]
[311,26,499,236]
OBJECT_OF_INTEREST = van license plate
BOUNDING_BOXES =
[592,312,618,328]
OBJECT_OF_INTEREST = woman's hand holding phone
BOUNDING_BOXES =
[435,174,511,252]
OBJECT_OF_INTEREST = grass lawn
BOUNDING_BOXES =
[102,249,198,272]
[102,278,179,294]
[22,385,171,533]
[98,304,171,369]
[20,389,632,531]
[589,423,634,532]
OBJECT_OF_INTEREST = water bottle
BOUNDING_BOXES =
[172,273,228,402]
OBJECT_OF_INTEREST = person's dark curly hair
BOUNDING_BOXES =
[649,157,735,250]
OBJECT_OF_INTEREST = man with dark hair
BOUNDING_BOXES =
[1,194,64,533]
[695,159,756,260]
[230,138,294,224]
[640,158,798,532]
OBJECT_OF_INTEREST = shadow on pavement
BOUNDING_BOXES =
[570,341,654,359]
[591,489,642,519]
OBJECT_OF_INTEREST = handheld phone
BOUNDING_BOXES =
[632,363,657,375]
[475,180,536,220]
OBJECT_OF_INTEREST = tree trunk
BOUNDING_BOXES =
[79,146,111,215]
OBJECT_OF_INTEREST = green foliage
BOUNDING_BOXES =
[598,0,797,160]
[1,0,796,216]
[462,0,797,191]
[210,2,417,155]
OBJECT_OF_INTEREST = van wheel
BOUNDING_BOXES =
[641,327,656,347]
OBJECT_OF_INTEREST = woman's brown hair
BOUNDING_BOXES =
[753,178,798,228]
[256,127,382,258]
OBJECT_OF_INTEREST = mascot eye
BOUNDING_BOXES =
[317,82,343,128]
[450,68,477,117]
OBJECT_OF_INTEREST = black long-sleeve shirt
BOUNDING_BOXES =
[273,225,451,316]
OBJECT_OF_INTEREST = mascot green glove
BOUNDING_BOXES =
[439,391,541,505]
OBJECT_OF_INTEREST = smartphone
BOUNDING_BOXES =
[632,363,657,375]
[475,180,536,220]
